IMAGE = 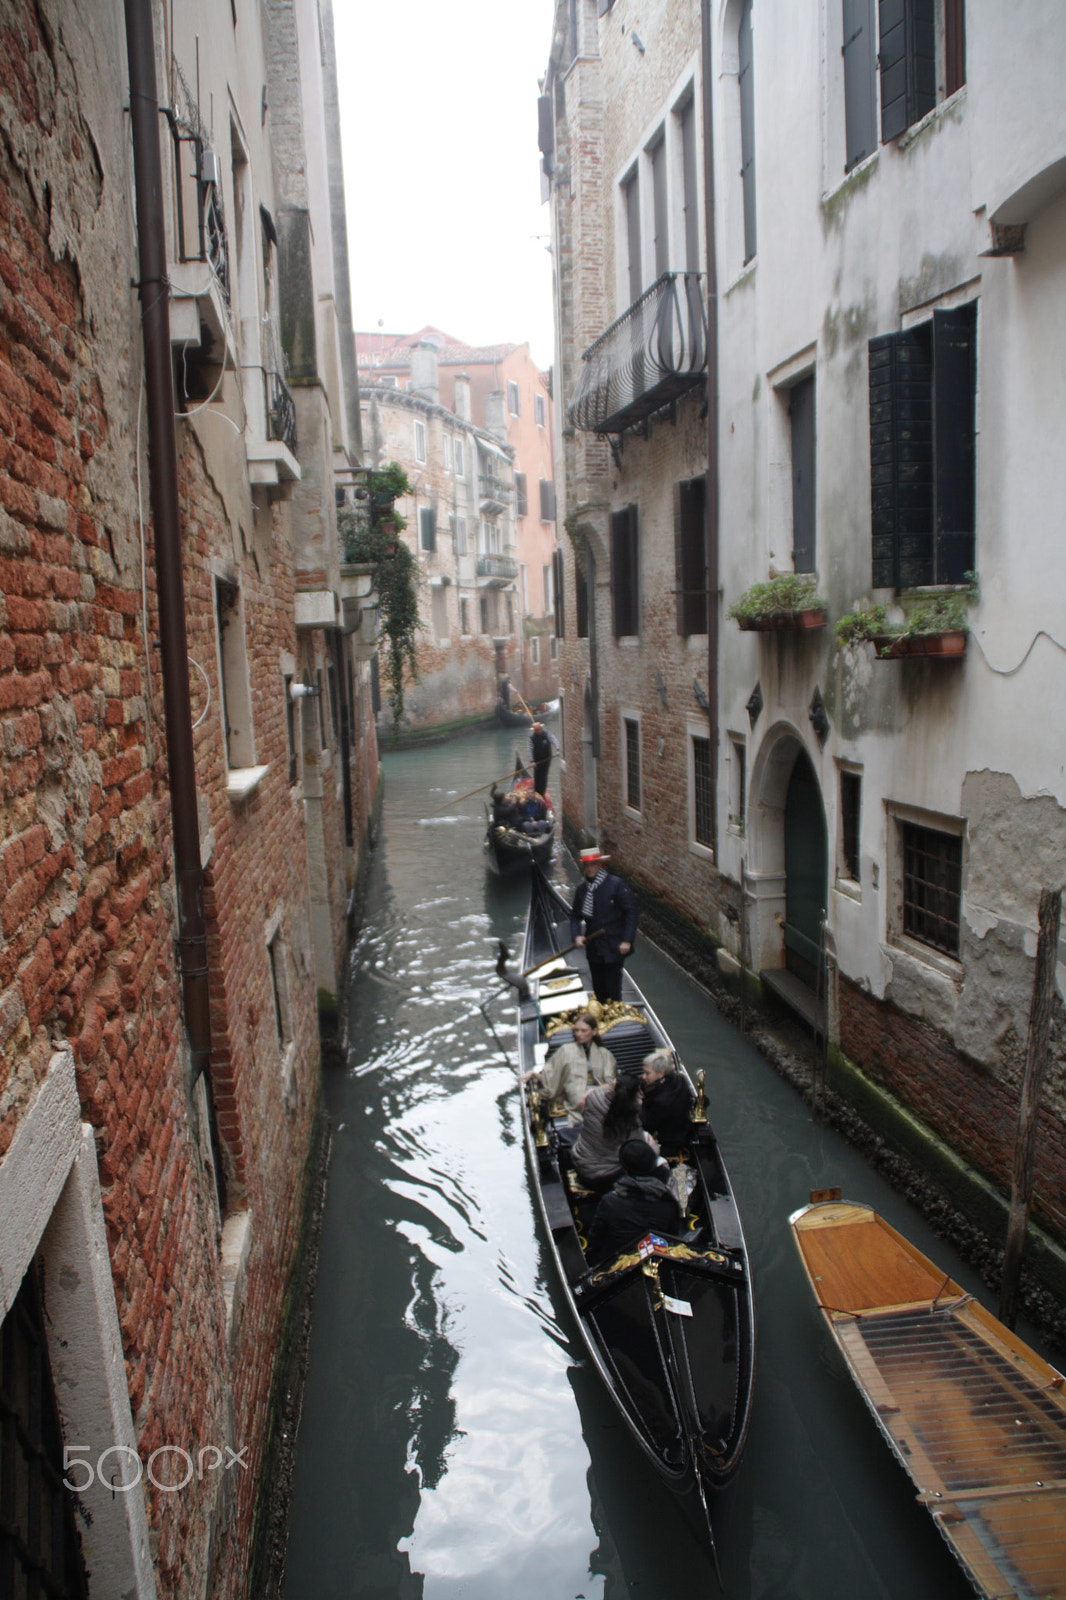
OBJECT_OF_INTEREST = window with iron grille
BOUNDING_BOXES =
[624,717,641,812]
[693,735,714,846]
[901,820,962,955]
[0,1266,89,1598]
[840,769,862,881]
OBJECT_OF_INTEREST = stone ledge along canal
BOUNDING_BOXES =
[283,724,993,1598]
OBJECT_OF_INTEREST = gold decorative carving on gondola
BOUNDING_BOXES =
[544,999,647,1038]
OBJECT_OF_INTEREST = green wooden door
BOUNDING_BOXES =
[784,750,827,986]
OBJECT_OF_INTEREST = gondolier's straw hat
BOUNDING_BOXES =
[578,847,609,864]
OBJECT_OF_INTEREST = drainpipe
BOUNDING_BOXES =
[701,1,720,847]
[124,0,212,1085]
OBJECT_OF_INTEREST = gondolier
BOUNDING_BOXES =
[570,847,637,1003]
[529,720,559,799]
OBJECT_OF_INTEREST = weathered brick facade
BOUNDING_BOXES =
[0,0,374,1594]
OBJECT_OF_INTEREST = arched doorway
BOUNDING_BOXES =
[746,726,828,1017]
[783,748,827,989]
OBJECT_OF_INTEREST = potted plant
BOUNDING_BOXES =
[729,574,827,632]
[835,579,975,659]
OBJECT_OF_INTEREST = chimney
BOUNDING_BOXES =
[410,340,440,405]
[485,388,507,442]
[453,372,471,421]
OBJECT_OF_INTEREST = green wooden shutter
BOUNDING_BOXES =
[869,328,934,588]
[879,0,935,143]
[843,0,878,170]
[933,304,976,583]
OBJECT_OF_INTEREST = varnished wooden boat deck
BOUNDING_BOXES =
[792,1201,1066,1600]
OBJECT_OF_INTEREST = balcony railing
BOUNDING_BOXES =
[268,370,298,455]
[568,271,707,435]
[476,554,518,581]
[478,473,512,512]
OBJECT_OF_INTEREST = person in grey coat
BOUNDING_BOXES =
[572,1075,646,1192]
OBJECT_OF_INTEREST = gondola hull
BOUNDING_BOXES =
[483,817,556,875]
[515,867,755,1520]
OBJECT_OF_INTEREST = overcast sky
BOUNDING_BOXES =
[332,0,556,370]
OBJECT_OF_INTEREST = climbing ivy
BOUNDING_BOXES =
[340,462,422,730]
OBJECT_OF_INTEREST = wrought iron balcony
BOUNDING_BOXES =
[476,554,518,581]
[268,370,298,455]
[478,473,512,512]
[568,271,707,435]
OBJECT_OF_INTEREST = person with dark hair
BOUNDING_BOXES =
[571,1074,645,1192]
[585,1140,682,1266]
[529,720,559,799]
[640,1048,695,1147]
[571,847,638,1003]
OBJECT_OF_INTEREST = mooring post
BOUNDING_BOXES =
[999,885,1063,1328]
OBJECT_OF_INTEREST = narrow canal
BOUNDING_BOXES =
[283,723,983,1599]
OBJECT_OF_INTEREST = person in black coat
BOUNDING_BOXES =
[585,1139,681,1266]
[529,721,559,799]
[640,1048,695,1148]
[571,847,638,1003]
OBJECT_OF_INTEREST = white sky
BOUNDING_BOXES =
[332,0,557,370]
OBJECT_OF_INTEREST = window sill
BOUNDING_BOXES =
[833,876,861,904]
[886,931,963,986]
[689,838,715,863]
[226,764,269,801]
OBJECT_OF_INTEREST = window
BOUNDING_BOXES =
[283,674,297,785]
[316,668,328,750]
[678,93,700,271]
[414,420,427,462]
[479,595,489,634]
[739,0,757,264]
[623,166,642,304]
[576,559,589,639]
[530,635,540,666]
[623,716,641,813]
[552,548,566,638]
[267,924,292,1054]
[460,598,470,634]
[456,516,467,555]
[649,130,669,278]
[944,0,966,97]
[674,477,707,635]
[869,302,976,588]
[900,819,962,955]
[611,505,640,637]
[550,635,558,660]
[539,479,556,522]
[419,506,436,552]
[790,375,816,572]
[508,380,521,416]
[843,0,878,170]
[840,769,862,881]
[215,577,255,769]
[535,393,547,428]
[454,439,464,477]
[693,734,715,847]
[327,663,339,748]
[543,563,553,616]
[878,0,935,142]
[431,585,448,640]
[443,433,452,471]
[515,472,528,517]
[727,735,745,834]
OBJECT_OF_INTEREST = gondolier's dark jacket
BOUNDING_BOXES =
[570,873,638,965]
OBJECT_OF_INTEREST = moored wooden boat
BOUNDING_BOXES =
[515,867,755,1556]
[483,767,555,875]
[791,1195,1066,1600]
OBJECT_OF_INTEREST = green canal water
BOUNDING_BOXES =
[283,724,979,1599]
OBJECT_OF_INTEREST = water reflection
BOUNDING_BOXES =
[285,725,982,1600]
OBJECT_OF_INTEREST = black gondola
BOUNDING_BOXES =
[483,752,556,875]
[494,699,532,727]
[513,867,755,1559]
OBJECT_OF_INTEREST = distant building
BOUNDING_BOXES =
[544,0,1066,1269]
[357,330,560,723]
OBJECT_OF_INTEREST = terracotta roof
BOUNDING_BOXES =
[355,325,523,370]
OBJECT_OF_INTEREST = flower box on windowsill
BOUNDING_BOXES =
[871,630,968,660]
[735,608,825,633]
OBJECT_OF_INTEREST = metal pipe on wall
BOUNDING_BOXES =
[701,0,720,849]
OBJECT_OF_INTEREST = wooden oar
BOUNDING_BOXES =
[510,688,535,722]
[519,929,604,981]
[424,767,526,816]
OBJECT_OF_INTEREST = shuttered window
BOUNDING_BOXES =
[674,477,707,636]
[843,0,878,170]
[552,548,566,638]
[790,376,816,573]
[576,559,589,639]
[868,303,975,589]
[945,0,966,96]
[539,479,556,522]
[611,505,640,637]
[624,718,642,812]
[624,168,642,304]
[739,0,757,263]
[679,94,700,271]
[650,131,669,278]
[515,473,528,517]
[878,0,935,143]
[419,506,436,552]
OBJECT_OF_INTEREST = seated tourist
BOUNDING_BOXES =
[572,1075,645,1193]
[525,1013,616,1124]
[584,1139,681,1266]
[640,1048,695,1147]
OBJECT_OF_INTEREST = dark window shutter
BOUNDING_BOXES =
[879,0,935,143]
[421,507,436,552]
[790,376,816,573]
[575,558,589,638]
[553,548,565,638]
[739,0,757,263]
[944,0,966,96]
[932,304,976,582]
[539,479,556,521]
[869,328,933,588]
[843,0,877,170]
[674,478,707,636]
[515,473,528,517]
[611,505,639,637]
